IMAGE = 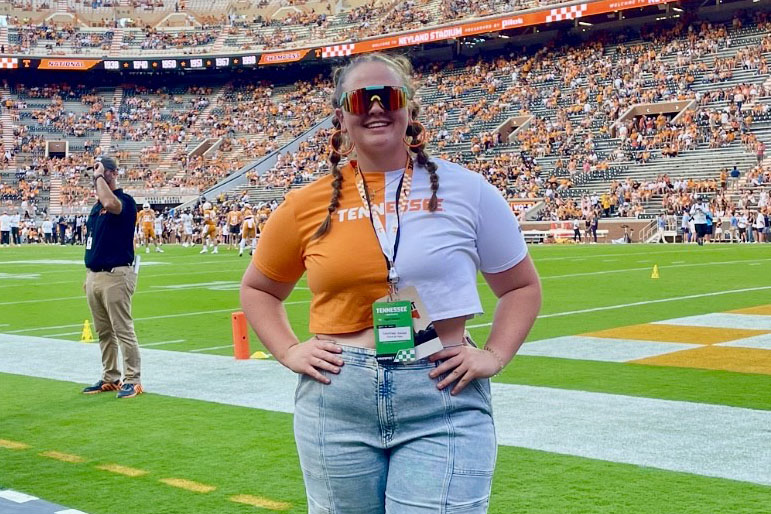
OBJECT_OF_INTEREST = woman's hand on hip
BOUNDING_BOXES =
[428,346,499,395]
[282,337,344,384]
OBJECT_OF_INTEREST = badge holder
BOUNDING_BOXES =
[373,275,443,364]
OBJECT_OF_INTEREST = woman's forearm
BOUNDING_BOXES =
[484,281,542,365]
[240,286,300,364]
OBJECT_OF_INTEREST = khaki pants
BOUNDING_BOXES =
[85,267,141,384]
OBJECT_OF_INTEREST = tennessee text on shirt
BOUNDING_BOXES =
[337,198,444,222]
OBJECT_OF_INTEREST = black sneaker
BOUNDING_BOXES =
[82,379,122,395]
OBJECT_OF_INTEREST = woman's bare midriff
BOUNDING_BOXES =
[316,316,468,349]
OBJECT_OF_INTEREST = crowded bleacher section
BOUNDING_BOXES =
[0,2,769,244]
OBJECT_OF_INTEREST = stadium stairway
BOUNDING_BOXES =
[0,84,16,170]
[49,177,62,215]
[0,26,8,53]
[109,27,125,56]
[158,84,228,180]
[210,28,229,54]
[195,115,334,208]
[99,87,122,154]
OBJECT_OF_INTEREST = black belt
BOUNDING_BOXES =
[89,264,131,273]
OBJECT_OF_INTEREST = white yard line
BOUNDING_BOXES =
[0,268,310,290]
[189,344,233,353]
[1,335,769,487]
[0,285,305,306]
[540,257,771,280]
[38,331,82,338]
[466,285,771,329]
[141,339,186,347]
[0,257,243,268]
[4,300,310,334]
[6,281,771,334]
[0,258,771,305]
[0,295,87,306]
[533,247,734,261]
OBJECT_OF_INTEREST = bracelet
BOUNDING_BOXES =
[94,175,105,185]
[483,346,506,375]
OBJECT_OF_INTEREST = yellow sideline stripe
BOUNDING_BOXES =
[96,464,149,477]
[39,451,85,463]
[632,346,771,375]
[159,478,216,493]
[0,439,30,450]
[229,494,291,511]
[728,304,771,316]
[584,323,767,345]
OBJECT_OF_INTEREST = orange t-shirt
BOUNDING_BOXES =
[253,159,528,335]
[227,211,242,225]
[252,162,390,334]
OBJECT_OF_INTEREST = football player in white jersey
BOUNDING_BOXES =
[153,211,164,251]
[180,209,194,247]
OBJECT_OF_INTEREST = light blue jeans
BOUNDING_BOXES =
[294,344,496,513]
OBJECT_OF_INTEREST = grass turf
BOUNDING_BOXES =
[1,243,770,512]
[1,244,769,406]
[2,373,769,514]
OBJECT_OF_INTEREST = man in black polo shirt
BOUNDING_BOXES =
[82,156,143,399]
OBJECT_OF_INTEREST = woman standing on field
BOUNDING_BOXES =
[240,53,541,513]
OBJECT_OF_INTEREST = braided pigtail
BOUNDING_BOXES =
[407,105,439,212]
[312,117,345,239]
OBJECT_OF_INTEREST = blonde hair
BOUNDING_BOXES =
[314,53,439,240]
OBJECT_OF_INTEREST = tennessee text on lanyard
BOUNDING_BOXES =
[353,157,414,296]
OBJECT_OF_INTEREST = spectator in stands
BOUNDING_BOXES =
[241,53,540,513]
[10,209,21,245]
[572,217,581,242]
[691,199,709,246]
[655,213,668,244]
[754,206,766,243]
[41,216,54,244]
[0,209,11,246]
[730,165,741,189]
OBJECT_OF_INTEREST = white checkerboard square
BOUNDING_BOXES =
[0,58,18,69]
[545,3,587,23]
[321,44,355,59]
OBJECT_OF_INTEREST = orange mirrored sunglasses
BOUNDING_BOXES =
[340,85,409,115]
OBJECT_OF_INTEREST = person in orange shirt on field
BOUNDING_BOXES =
[238,203,257,257]
[138,202,163,254]
[240,53,541,512]
[226,204,243,250]
[199,201,219,254]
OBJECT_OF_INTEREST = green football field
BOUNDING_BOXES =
[1,243,770,513]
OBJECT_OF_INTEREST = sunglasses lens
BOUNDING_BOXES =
[343,86,406,114]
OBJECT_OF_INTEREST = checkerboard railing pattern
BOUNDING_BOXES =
[321,44,355,59]
[0,58,18,69]
[545,3,588,23]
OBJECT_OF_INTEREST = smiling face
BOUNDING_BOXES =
[336,60,411,171]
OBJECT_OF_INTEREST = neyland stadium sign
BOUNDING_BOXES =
[0,0,679,72]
